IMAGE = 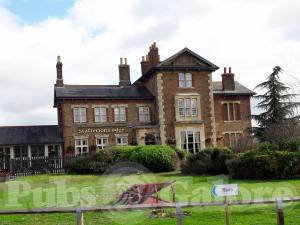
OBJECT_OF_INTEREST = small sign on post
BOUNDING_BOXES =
[212,184,238,197]
[212,184,238,225]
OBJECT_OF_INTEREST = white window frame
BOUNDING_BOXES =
[114,107,126,122]
[116,134,128,146]
[139,107,150,122]
[74,107,87,124]
[222,102,240,122]
[96,137,109,149]
[179,73,192,88]
[75,138,89,155]
[94,107,107,123]
[180,130,201,154]
[178,98,198,117]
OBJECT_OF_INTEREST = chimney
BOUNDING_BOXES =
[222,67,235,91]
[119,57,131,86]
[56,56,63,87]
[141,42,160,75]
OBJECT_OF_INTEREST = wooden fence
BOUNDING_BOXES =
[0,156,77,177]
[0,197,299,225]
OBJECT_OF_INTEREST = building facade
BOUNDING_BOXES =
[54,43,254,156]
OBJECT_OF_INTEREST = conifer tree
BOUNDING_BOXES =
[253,66,300,141]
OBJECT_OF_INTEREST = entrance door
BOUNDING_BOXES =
[145,134,156,145]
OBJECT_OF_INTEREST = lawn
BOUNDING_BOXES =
[0,172,300,224]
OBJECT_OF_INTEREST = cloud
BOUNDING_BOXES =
[0,0,299,126]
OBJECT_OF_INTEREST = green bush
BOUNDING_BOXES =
[279,139,300,152]
[114,145,138,160]
[181,148,233,175]
[129,145,178,172]
[226,150,300,179]
[255,142,278,152]
[66,148,120,174]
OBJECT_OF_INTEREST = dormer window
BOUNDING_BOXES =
[179,73,192,88]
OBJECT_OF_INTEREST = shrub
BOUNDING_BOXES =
[279,139,300,152]
[66,148,120,174]
[181,148,233,175]
[226,150,300,179]
[255,142,278,152]
[114,145,138,160]
[129,145,178,172]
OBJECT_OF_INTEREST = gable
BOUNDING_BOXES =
[157,47,219,70]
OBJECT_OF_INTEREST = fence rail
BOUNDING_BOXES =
[0,156,77,177]
[0,197,300,225]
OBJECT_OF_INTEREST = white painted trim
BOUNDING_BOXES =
[92,105,109,108]
[45,145,49,157]
[10,146,14,159]
[221,101,241,104]
[71,105,89,108]
[111,104,128,108]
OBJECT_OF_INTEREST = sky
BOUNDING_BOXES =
[0,0,299,125]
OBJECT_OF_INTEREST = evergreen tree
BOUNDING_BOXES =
[253,66,300,141]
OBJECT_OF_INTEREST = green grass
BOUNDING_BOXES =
[1,172,300,224]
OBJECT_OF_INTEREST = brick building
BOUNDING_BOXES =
[54,43,254,155]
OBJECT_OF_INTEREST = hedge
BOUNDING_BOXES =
[129,145,178,172]
[226,150,300,179]
[181,148,233,175]
[66,145,178,174]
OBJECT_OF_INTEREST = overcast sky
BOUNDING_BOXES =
[0,0,299,126]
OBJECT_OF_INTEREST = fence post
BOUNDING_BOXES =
[76,208,84,225]
[176,203,183,225]
[225,196,230,225]
[276,198,284,225]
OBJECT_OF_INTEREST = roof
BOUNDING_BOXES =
[157,47,219,70]
[136,47,219,82]
[213,81,255,96]
[0,125,63,146]
[54,85,154,105]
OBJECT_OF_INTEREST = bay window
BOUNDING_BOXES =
[178,98,198,117]
[180,130,201,153]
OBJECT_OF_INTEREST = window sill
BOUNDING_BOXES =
[224,120,241,123]
[179,87,194,89]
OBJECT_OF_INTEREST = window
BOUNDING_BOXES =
[14,146,28,158]
[74,107,87,123]
[31,145,45,157]
[179,73,192,88]
[139,107,150,122]
[94,107,107,123]
[48,145,61,157]
[224,132,242,147]
[223,102,241,121]
[96,137,109,149]
[178,98,198,117]
[114,107,126,122]
[180,131,201,154]
[116,135,128,146]
[75,138,89,155]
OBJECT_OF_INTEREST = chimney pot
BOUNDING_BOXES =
[222,66,235,91]
[124,58,127,65]
[120,57,123,65]
[142,56,145,62]
[224,67,227,74]
[229,67,232,74]
[57,56,61,63]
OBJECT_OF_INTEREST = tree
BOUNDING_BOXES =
[253,66,300,142]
